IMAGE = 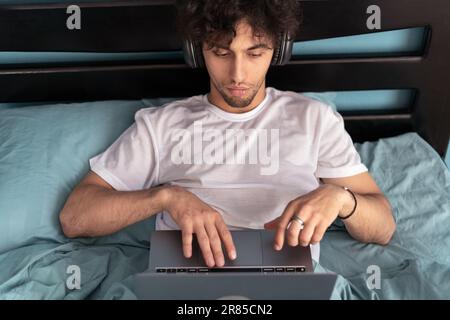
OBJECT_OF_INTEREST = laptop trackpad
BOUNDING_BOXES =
[221,231,262,266]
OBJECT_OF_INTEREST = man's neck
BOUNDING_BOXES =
[207,86,267,114]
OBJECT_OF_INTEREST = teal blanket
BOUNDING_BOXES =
[1,133,449,299]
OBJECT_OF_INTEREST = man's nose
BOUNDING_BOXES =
[229,55,247,85]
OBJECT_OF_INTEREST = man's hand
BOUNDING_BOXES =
[264,184,350,250]
[163,185,237,268]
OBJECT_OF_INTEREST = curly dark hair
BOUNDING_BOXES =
[175,0,303,50]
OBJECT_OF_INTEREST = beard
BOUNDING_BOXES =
[215,80,264,109]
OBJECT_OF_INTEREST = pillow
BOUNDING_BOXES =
[0,99,174,253]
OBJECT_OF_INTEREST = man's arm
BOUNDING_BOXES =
[265,172,396,249]
[59,170,168,238]
[321,172,396,245]
[59,170,236,267]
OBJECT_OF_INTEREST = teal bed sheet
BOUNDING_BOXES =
[0,132,448,300]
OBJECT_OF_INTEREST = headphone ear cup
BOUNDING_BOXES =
[182,39,205,68]
[271,34,282,66]
[193,41,205,69]
[271,32,294,66]
[182,38,197,68]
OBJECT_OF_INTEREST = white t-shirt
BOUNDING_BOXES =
[89,87,368,262]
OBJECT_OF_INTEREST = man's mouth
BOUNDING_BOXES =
[227,87,248,97]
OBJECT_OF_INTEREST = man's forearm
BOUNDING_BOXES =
[339,191,396,245]
[60,184,168,238]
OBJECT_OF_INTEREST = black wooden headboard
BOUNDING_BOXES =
[0,0,449,157]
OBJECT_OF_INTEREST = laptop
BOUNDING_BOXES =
[134,230,337,300]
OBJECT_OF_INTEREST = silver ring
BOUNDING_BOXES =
[290,215,305,229]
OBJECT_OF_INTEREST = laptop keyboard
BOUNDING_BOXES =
[156,266,307,273]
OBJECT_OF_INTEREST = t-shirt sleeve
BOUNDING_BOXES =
[89,109,159,191]
[315,106,368,178]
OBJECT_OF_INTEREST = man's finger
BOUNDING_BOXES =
[181,227,193,258]
[205,223,225,267]
[286,217,304,247]
[216,220,237,260]
[298,216,317,247]
[310,222,328,245]
[194,226,215,267]
[274,203,296,251]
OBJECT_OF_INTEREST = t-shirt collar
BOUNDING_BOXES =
[203,88,271,122]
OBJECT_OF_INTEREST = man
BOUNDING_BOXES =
[59,0,396,268]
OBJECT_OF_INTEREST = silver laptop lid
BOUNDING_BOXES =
[148,230,313,272]
[134,273,337,300]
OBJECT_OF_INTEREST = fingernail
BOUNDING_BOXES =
[274,245,281,251]
[231,251,237,260]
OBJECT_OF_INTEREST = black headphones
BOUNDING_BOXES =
[182,31,294,69]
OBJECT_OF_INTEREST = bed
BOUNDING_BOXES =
[0,0,449,300]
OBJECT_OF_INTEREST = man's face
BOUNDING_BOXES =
[202,20,274,111]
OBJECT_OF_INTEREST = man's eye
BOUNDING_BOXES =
[214,51,229,57]
[249,53,262,57]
